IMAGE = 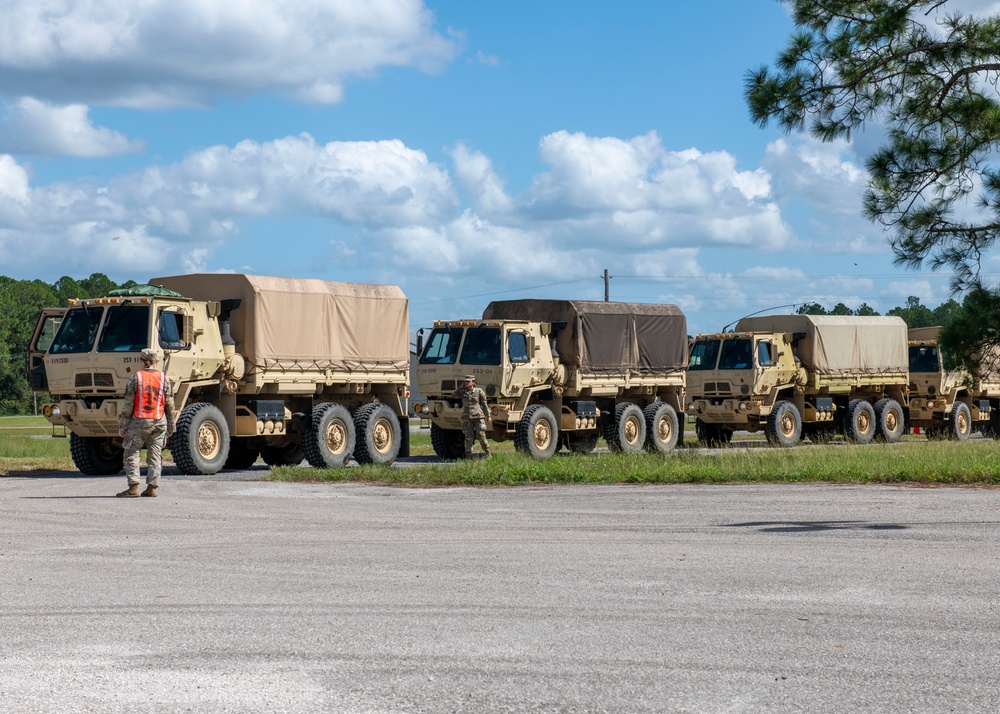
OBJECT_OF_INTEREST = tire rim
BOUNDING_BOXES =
[957,410,969,435]
[198,421,221,459]
[325,419,347,455]
[624,415,641,445]
[657,415,672,443]
[533,418,552,450]
[885,409,899,434]
[372,417,393,454]
[780,412,796,438]
[856,410,871,436]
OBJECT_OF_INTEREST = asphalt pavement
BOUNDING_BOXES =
[2,472,999,713]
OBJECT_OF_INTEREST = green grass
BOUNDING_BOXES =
[271,439,1000,487]
[0,416,75,473]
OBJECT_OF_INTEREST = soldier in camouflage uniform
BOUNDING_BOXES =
[117,348,177,498]
[452,375,492,458]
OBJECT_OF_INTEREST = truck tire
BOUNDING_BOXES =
[695,418,732,447]
[987,405,1000,439]
[842,399,875,444]
[354,402,402,465]
[515,404,559,460]
[430,423,465,460]
[605,402,646,454]
[260,443,305,467]
[949,402,972,440]
[172,402,231,475]
[643,402,679,454]
[224,439,259,470]
[69,434,124,476]
[765,400,801,447]
[304,402,355,468]
[874,398,905,443]
[563,431,600,453]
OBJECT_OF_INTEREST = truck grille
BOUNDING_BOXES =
[75,373,92,387]
[441,380,456,392]
[93,373,114,387]
[704,382,732,394]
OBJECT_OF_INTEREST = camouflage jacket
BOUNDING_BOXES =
[120,368,178,432]
[452,385,489,421]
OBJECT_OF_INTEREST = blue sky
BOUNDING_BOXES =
[1,0,997,336]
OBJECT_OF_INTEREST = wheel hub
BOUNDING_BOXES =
[534,419,551,449]
[624,416,640,445]
[198,422,221,459]
[372,418,393,454]
[326,420,347,455]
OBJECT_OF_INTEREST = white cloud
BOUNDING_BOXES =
[0,98,142,157]
[0,0,460,108]
[763,137,867,215]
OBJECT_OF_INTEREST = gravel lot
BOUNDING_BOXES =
[2,472,999,713]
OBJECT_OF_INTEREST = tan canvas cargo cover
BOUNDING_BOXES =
[482,299,687,374]
[150,274,408,371]
[736,314,907,375]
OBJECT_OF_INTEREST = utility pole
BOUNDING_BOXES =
[603,269,610,302]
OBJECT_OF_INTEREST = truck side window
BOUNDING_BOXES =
[419,327,463,365]
[508,331,529,363]
[158,309,188,350]
[757,342,773,367]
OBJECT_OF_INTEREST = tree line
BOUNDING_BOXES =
[0,272,977,415]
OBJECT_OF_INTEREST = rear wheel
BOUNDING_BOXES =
[515,404,558,460]
[354,403,402,465]
[304,403,355,468]
[605,402,646,454]
[70,434,124,476]
[224,439,259,470]
[260,443,305,467]
[842,400,875,444]
[695,418,732,447]
[874,398,905,443]
[765,400,801,447]
[430,423,465,460]
[643,402,679,454]
[172,403,231,475]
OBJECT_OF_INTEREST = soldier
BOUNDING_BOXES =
[452,375,492,458]
[117,348,177,498]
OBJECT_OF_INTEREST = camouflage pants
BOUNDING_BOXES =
[462,417,490,457]
[123,421,167,486]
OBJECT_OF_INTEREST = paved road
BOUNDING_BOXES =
[2,474,999,713]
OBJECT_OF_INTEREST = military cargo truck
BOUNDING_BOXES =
[686,315,909,446]
[26,274,410,475]
[413,300,687,460]
[907,326,1000,439]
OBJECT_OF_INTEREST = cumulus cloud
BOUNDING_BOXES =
[0,98,142,156]
[0,0,459,108]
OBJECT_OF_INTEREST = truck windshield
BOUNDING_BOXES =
[909,345,940,373]
[460,327,501,365]
[718,338,754,370]
[97,305,151,352]
[49,307,104,354]
[419,327,463,364]
[689,340,720,370]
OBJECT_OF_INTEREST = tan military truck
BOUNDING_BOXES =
[686,315,909,446]
[26,274,410,475]
[412,299,687,459]
[907,326,1000,439]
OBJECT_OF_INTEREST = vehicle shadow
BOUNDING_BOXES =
[723,520,909,533]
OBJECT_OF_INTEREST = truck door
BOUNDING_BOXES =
[25,308,67,390]
[504,329,531,393]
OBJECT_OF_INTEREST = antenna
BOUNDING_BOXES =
[720,303,800,333]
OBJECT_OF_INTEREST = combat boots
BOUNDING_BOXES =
[141,485,158,498]
[116,484,140,498]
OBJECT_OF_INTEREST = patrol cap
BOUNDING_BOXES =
[140,348,159,363]
[463,375,476,382]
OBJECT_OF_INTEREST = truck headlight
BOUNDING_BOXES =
[50,406,61,418]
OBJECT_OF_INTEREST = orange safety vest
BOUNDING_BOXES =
[133,369,166,420]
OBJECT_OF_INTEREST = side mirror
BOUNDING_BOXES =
[415,328,425,357]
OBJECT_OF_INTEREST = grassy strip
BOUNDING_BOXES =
[271,440,1000,487]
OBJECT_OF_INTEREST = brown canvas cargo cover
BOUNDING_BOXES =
[482,299,687,374]
[150,274,408,371]
[736,314,908,375]
[909,326,1000,381]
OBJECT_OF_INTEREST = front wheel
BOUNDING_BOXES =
[260,443,305,467]
[515,404,558,460]
[171,403,231,475]
[765,400,801,447]
[70,434,124,476]
[430,423,465,460]
[950,402,972,441]
[695,418,732,447]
